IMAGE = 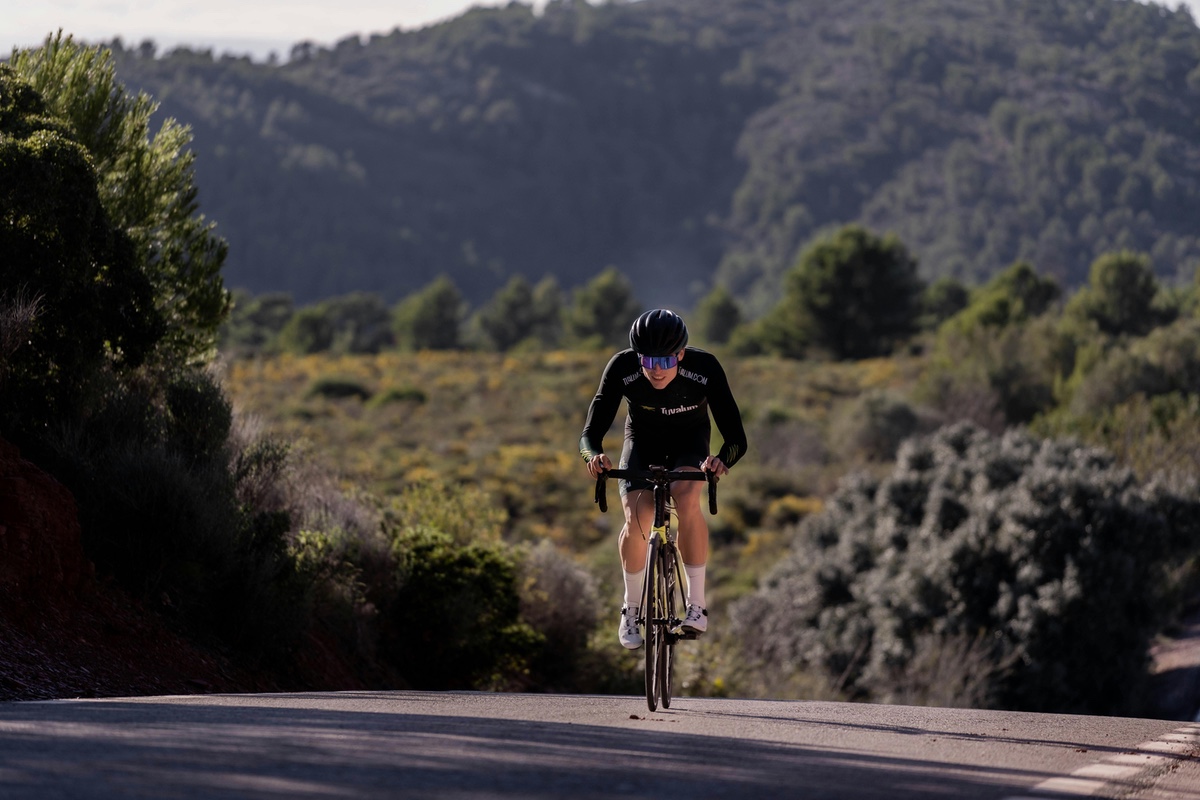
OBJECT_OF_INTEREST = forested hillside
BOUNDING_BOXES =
[99,0,1200,313]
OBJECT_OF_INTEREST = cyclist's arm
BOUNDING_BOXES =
[706,359,748,468]
[579,352,626,464]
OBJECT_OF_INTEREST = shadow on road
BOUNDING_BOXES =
[0,694,1195,799]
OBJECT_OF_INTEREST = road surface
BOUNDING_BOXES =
[2,691,1200,798]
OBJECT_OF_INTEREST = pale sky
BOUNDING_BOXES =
[3,0,1194,63]
[4,1,556,62]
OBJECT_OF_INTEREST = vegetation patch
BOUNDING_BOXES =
[732,423,1200,714]
[306,376,373,401]
[369,386,428,407]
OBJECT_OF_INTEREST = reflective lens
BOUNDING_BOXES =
[638,354,678,370]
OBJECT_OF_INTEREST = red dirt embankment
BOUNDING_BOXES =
[0,437,89,606]
[0,436,260,700]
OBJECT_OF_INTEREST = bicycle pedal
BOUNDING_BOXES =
[668,626,699,640]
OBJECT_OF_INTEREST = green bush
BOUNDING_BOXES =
[165,369,233,465]
[919,314,1067,426]
[1065,318,1200,416]
[692,285,743,345]
[566,267,642,348]
[272,292,395,355]
[943,261,1060,334]
[277,307,334,354]
[1064,251,1171,338]
[918,277,969,331]
[474,275,538,351]
[392,276,464,351]
[380,527,542,689]
[731,422,1200,714]
[306,376,373,401]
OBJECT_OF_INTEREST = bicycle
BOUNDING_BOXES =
[595,465,718,712]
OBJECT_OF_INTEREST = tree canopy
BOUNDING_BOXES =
[0,64,162,426]
[754,225,922,360]
[10,33,229,366]
[1065,250,1169,337]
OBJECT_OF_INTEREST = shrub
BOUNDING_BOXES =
[368,386,428,407]
[34,382,312,663]
[515,540,603,690]
[277,307,335,354]
[763,495,824,527]
[1035,393,1200,482]
[692,285,743,345]
[380,526,542,689]
[474,275,537,351]
[384,480,507,545]
[1065,318,1200,416]
[566,267,642,348]
[918,314,1067,426]
[918,277,969,330]
[828,390,920,462]
[392,276,464,351]
[306,376,372,401]
[944,261,1061,333]
[165,368,233,465]
[731,422,1200,714]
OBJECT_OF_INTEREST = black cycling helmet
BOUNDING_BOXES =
[629,309,689,356]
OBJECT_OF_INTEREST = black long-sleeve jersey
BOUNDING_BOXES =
[579,347,748,468]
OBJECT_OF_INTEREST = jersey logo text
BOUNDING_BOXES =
[662,404,701,416]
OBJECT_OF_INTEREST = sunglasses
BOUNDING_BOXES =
[638,354,679,370]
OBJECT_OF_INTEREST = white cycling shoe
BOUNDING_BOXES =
[682,604,708,635]
[619,606,643,650]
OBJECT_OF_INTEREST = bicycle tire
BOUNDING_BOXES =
[657,543,677,708]
[643,534,661,712]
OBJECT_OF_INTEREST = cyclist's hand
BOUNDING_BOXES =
[587,453,612,479]
[702,455,729,478]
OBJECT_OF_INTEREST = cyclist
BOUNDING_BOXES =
[580,308,747,650]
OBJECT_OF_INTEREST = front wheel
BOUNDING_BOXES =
[658,545,678,708]
[642,535,661,712]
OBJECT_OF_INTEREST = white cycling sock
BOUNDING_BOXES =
[623,568,645,610]
[685,563,706,608]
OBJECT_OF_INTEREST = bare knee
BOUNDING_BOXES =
[621,490,654,535]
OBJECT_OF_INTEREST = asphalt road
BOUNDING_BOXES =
[2,691,1200,799]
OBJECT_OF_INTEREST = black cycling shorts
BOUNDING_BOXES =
[617,422,710,496]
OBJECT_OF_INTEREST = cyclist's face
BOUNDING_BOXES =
[642,350,682,389]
